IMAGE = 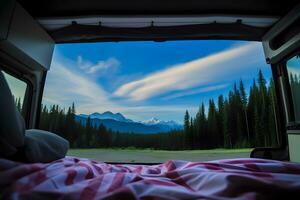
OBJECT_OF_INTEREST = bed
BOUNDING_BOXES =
[1,157,300,199]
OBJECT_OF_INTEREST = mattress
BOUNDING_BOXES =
[1,157,300,199]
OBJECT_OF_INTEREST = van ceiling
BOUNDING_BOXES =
[17,0,299,43]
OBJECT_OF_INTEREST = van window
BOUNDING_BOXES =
[287,55,300,122]
[2,71,28,116]
[40,40,280,163]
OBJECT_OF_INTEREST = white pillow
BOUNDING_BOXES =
[24,129,69,163]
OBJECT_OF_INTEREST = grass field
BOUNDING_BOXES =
[67,148,252,163]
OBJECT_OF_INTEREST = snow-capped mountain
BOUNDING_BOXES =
[76,112,182,134]
[142,117,182,129]
[142,117,161,125]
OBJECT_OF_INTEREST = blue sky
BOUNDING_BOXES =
[43,40,271,123]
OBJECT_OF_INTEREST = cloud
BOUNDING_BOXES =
[162,83,230,100]
[114,43,263,101]
[43,56,121,114]
[77,56,120,75]
[43,53,194,122]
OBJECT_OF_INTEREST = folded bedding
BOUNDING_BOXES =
[0,157,300,200]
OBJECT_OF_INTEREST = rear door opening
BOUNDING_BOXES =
[37,40,281,163]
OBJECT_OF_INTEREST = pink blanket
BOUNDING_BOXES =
[1,157,300,200]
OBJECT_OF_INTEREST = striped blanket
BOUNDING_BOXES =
[1,157,300,200]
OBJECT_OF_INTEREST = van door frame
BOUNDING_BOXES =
[257,3,300,161]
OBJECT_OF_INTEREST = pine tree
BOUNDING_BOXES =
[207,99,218,148]
[256,69,269,146]
[195,103,207,149]
[217,95,224,147]
[184,110,190,132]
[223,99,232,148]
[232,82,245,146]
[184,110,190,149]
[247,79,259,146]
[189,117,194,149]
[239,79,250,144]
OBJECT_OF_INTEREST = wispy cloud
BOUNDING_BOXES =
[77,56,120,75]
[114,43,263,101]
[162,83,230,100]
[43,56,120,114]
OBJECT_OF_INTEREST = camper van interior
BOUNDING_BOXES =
[1,0,300,199]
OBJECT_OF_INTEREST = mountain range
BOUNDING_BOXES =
[75,111,182,134]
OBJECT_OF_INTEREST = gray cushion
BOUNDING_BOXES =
[24,129,69,163]
[0,71,25,157]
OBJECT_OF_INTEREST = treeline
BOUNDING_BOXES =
[39,104,184,149]
[183,70,280,149]
[39,70,280,150]
[14,96,26,118]
[290,72,300,118]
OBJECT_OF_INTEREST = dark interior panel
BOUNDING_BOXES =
[17,0,298,17]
